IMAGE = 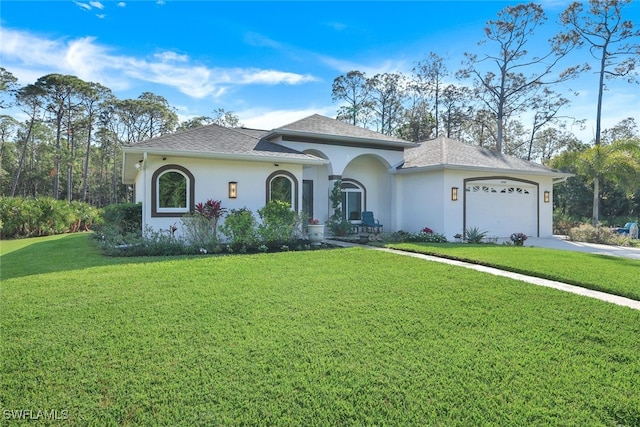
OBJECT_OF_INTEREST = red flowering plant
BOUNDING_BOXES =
[309,219,321,225]
[421,227,433,234]
[193,199,227,238]
[194,199,225,221]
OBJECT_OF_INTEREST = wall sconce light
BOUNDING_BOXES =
[451,187,458,201]
[544,191,550,203]
[134,163,141,170]
[228,181,237,199]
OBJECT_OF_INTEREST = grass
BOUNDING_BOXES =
[2,234,640,425]
[384,242,640,302]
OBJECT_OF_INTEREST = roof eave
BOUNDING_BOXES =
[122,147,328,165]
[264,129,419,149]
[395,163,574,178]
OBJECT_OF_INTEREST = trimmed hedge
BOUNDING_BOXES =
[0,197,100,239]
[96,202,142,236]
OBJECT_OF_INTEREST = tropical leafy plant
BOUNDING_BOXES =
[180,199,226,247]
[0,196,101,239]
[193,199,226,236]
[465,226,488,243]
[326,180,353,236]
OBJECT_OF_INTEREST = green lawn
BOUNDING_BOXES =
[1,234,640,426]
[385,242,640,301]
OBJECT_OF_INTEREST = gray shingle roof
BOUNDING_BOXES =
[268,114,417,148]
[123,123,320,161]
[401,135,567,176]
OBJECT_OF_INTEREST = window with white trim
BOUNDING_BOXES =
[269,175,294,207]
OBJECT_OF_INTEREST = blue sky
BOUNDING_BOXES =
[1,1,638,143]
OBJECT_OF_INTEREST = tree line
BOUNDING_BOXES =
[332,0,640,224]
[332,2,638,152]
[0,69,239,207]
[0,0,639,224]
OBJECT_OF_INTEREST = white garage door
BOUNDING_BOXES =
[465,181,537,238]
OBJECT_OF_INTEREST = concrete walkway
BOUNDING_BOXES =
[327,238,640,311]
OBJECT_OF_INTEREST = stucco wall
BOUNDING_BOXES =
[395,171,447,235]
[134,150,557,240]
[290,140,399,228]
[396,168,556,239]
[277,139,403,175]
[138,155,303,238]
[343,155,392,228]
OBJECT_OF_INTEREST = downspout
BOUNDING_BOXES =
[142,152,148,233]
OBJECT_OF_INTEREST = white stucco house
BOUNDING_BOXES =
[122,114,570,240]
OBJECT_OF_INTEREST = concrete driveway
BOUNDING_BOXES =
[521,235,640,260]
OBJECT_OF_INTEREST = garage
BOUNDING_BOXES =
[464,178,538,238]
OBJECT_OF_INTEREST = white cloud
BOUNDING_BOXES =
[74,1,92,11]
[244,32,283,49]
[319,55,409,76]
[89,1,104,10]
[0,27,319,99]
[117,2,126,7]
[154,51,189,62]
[239,69,316,85]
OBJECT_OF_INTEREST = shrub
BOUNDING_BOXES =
[103,226,187,257]
[69,201,100,232]
[220,208,258,248]
[193,199,226,237]
[0,196,100,239]
[385,229,448,243]
[257,200,299,245]
[553,212,585,235]
[140,226,189,256]
[568,224,632,246]
[177,199,226,250]
[97,202,331,257]
[181,214,217,249]
[96,203,142,236]
[419,231,447,243]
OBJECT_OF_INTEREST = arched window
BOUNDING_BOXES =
[151,165,195,217]
[271,176,293,205]
[266,171,298,210]
[341,180,364,221]
[159,171,187,208]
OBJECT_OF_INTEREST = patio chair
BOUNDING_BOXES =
[361,211,383,234]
